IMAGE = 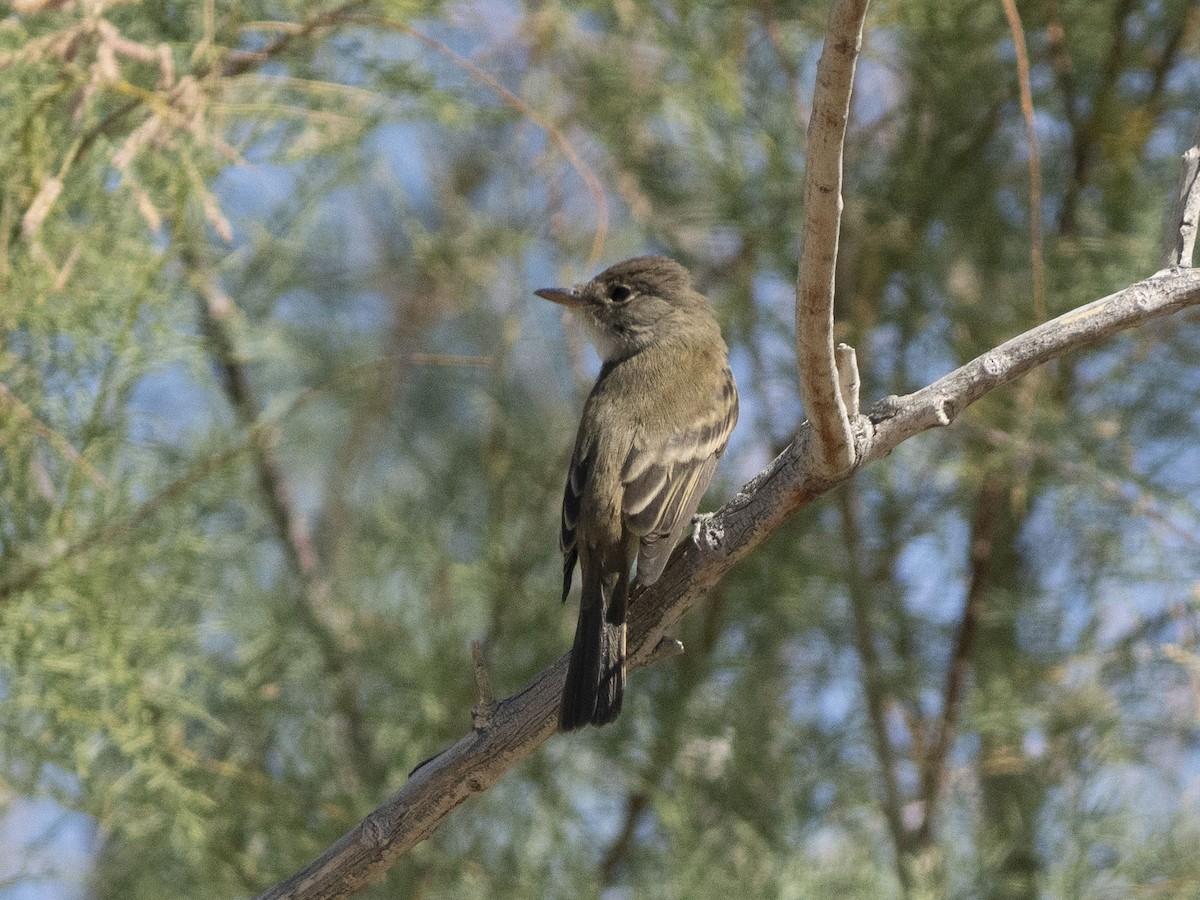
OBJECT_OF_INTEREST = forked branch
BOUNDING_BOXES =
[795,0,870,477]
[259,265,1200,899]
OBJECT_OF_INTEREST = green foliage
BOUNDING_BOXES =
[1,0,1198,897]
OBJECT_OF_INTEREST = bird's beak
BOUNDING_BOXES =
[535,286,585,308]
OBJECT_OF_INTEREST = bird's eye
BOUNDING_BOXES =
[609,284,633,303]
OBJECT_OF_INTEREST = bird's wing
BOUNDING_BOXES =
[559,437,589,602]
[621,367,738,585]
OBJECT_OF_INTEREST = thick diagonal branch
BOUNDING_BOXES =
[796,0,870,477]
[257,266,1200,900]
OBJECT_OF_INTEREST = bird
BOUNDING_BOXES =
[535,256,738,730]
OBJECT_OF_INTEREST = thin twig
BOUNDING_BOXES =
[598,794,650,885]
[0,382,109,490]
[795,0,870,477]
[759,3,810,129]
[835,342,860,418]
[1044,1,1079,136]
[220,1,370,78]
[361,17,609,270]
[1000,0,1047,517]
[1000,0,1046,323]
[644,636,686,666]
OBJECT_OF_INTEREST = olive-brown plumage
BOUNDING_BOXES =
[536,257,738,730]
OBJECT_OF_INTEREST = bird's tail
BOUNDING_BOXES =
[560,564,627,731]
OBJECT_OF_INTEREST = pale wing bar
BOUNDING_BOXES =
[621,368,738,586]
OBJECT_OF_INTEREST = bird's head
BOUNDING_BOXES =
[536,256,716,362]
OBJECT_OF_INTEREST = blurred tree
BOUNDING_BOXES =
[0,0,1198,898]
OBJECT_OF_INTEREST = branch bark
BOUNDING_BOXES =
[1165,115,1200,268]
[258,264,1200,899]
[795,0,869,478]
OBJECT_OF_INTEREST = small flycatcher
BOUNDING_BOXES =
[536,257,738,730]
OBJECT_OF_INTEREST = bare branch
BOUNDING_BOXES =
[796,0,869,478]
[259,265,1200,899]
[1165,115,1200,268]
[865,268,1200,459]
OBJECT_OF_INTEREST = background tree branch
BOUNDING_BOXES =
[838,484,910,884]
[188,255,385,790]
